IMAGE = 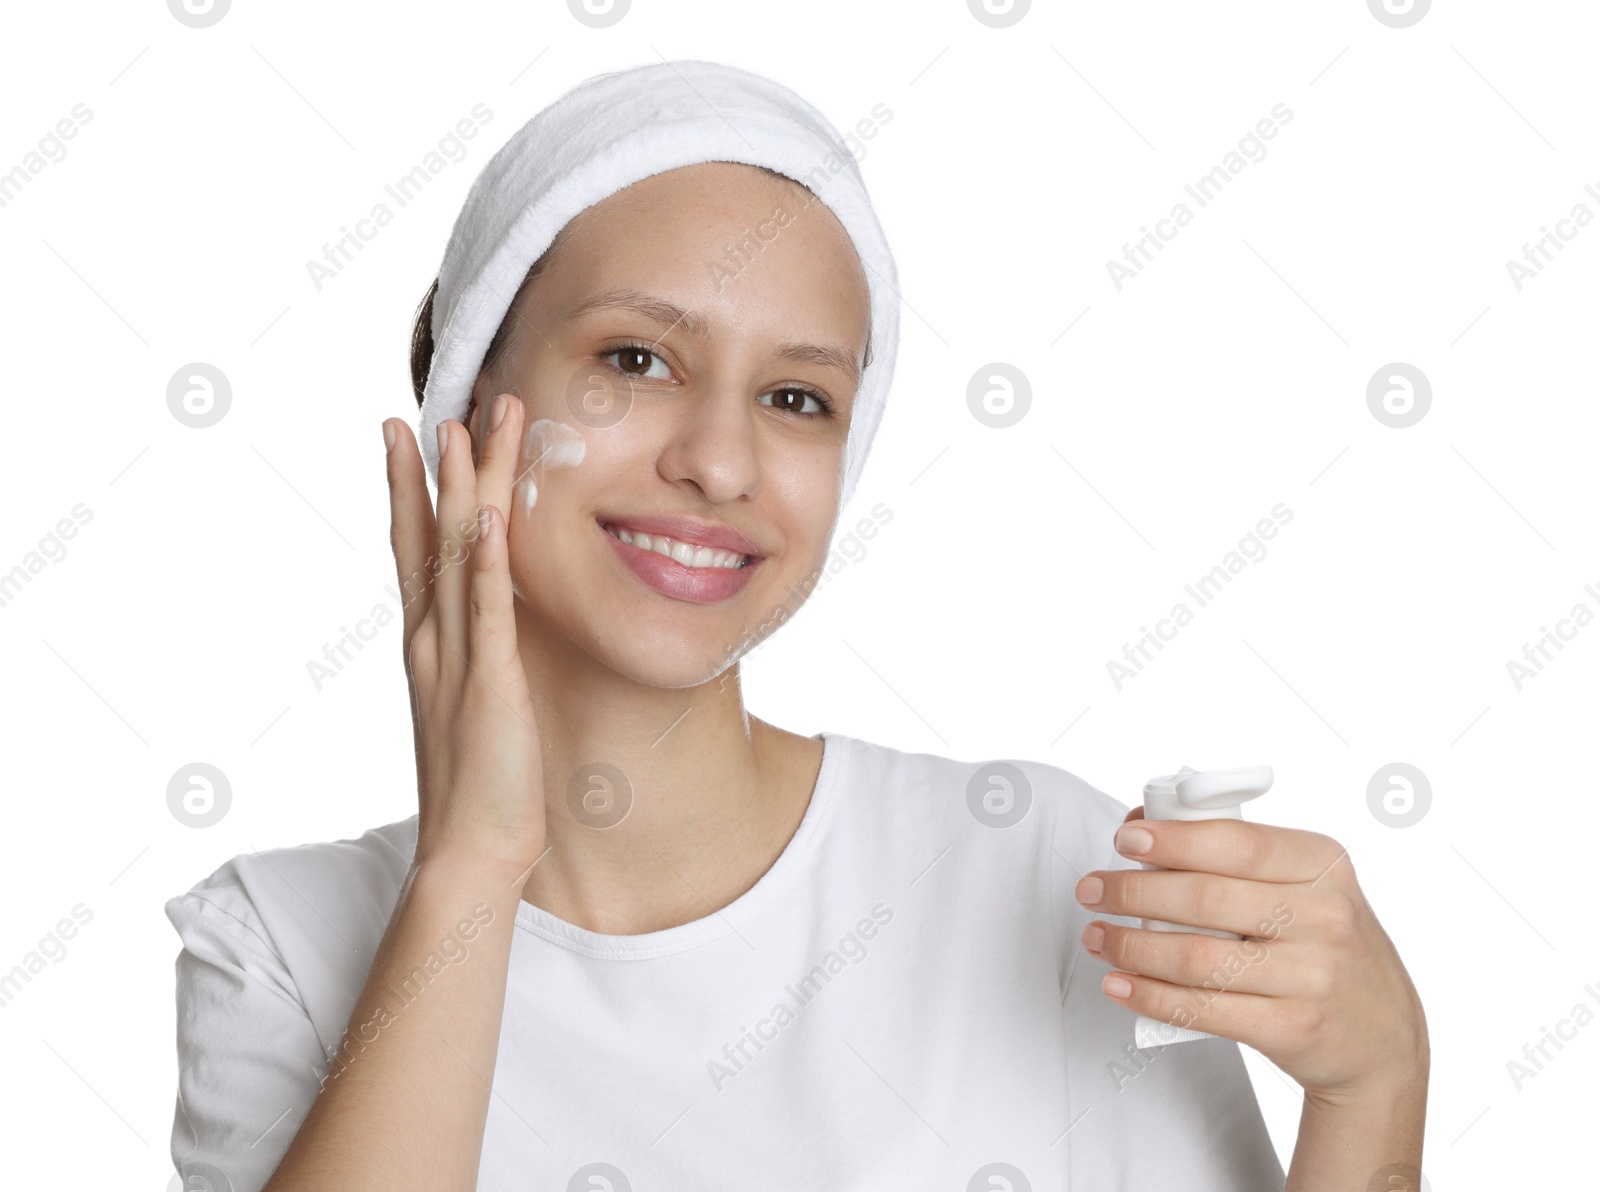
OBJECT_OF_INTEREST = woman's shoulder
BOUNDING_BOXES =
[830,730,1133,857]
[163,815,420,1020]
[165,814,419,921]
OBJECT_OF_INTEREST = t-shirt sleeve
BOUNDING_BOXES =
[1045,766,1288,1190]
[165,873,328,1192]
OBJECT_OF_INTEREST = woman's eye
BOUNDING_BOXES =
[603,347,828,417]
[760,387,825,416]
[604,345,672,380]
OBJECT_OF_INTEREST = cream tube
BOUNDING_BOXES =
[1132,765,1274,1048]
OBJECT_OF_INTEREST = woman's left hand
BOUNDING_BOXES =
[1075,806,1428,1104]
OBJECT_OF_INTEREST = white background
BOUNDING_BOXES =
[2,1,1593,1188]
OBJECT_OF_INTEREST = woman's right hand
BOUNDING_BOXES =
[383,394,548,880]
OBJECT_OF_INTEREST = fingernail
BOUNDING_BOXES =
[1075,876,1104,906]
[437,422,449,459]
[478,505,491,537]
[1102,974,1132,999]
[491,394,507,431]
[1116,825,1153,857]
[382,420,395,454]
[1082,923,1105,954]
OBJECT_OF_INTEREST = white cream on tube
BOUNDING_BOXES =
[518,418,586,512]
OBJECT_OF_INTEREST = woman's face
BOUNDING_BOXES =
[467,160,872,689]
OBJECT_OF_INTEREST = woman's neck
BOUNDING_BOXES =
[514,623,822,936]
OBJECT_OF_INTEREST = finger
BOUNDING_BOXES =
[467,503,523,681]
[1098,966,1281,1050]
[472,392,524,537]
[1121,805,1145,824]
[434,419,478,663]
[1082,919,1294,997]
[384,418,437,643]
[1112,816,1349,885]
[1080,868,1297,938]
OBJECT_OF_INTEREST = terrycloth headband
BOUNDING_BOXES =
[417,58,900,510]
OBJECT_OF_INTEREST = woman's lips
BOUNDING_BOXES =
[599,520,761,604]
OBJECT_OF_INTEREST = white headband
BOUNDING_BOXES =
[417,58,900,510]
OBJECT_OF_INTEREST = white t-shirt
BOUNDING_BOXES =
[165,730,1286,1191]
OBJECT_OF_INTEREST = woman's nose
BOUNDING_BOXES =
[653,388,765,502]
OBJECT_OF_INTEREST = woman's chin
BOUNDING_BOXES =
[546,608,749,691]
[604,647,745,693]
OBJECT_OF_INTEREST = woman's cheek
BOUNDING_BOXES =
[517,419,587,512]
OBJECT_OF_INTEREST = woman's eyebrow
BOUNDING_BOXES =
[773,342,861,387]
[565,289,711,338]
[564,288,862,386]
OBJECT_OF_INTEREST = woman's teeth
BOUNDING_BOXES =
[606,524,749,570]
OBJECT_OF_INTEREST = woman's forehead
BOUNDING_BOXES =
[542,180,869,344]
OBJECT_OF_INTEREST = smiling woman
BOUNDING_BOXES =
[163,57,1426,1192]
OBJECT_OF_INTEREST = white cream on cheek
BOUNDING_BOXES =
[518,418,587,512]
